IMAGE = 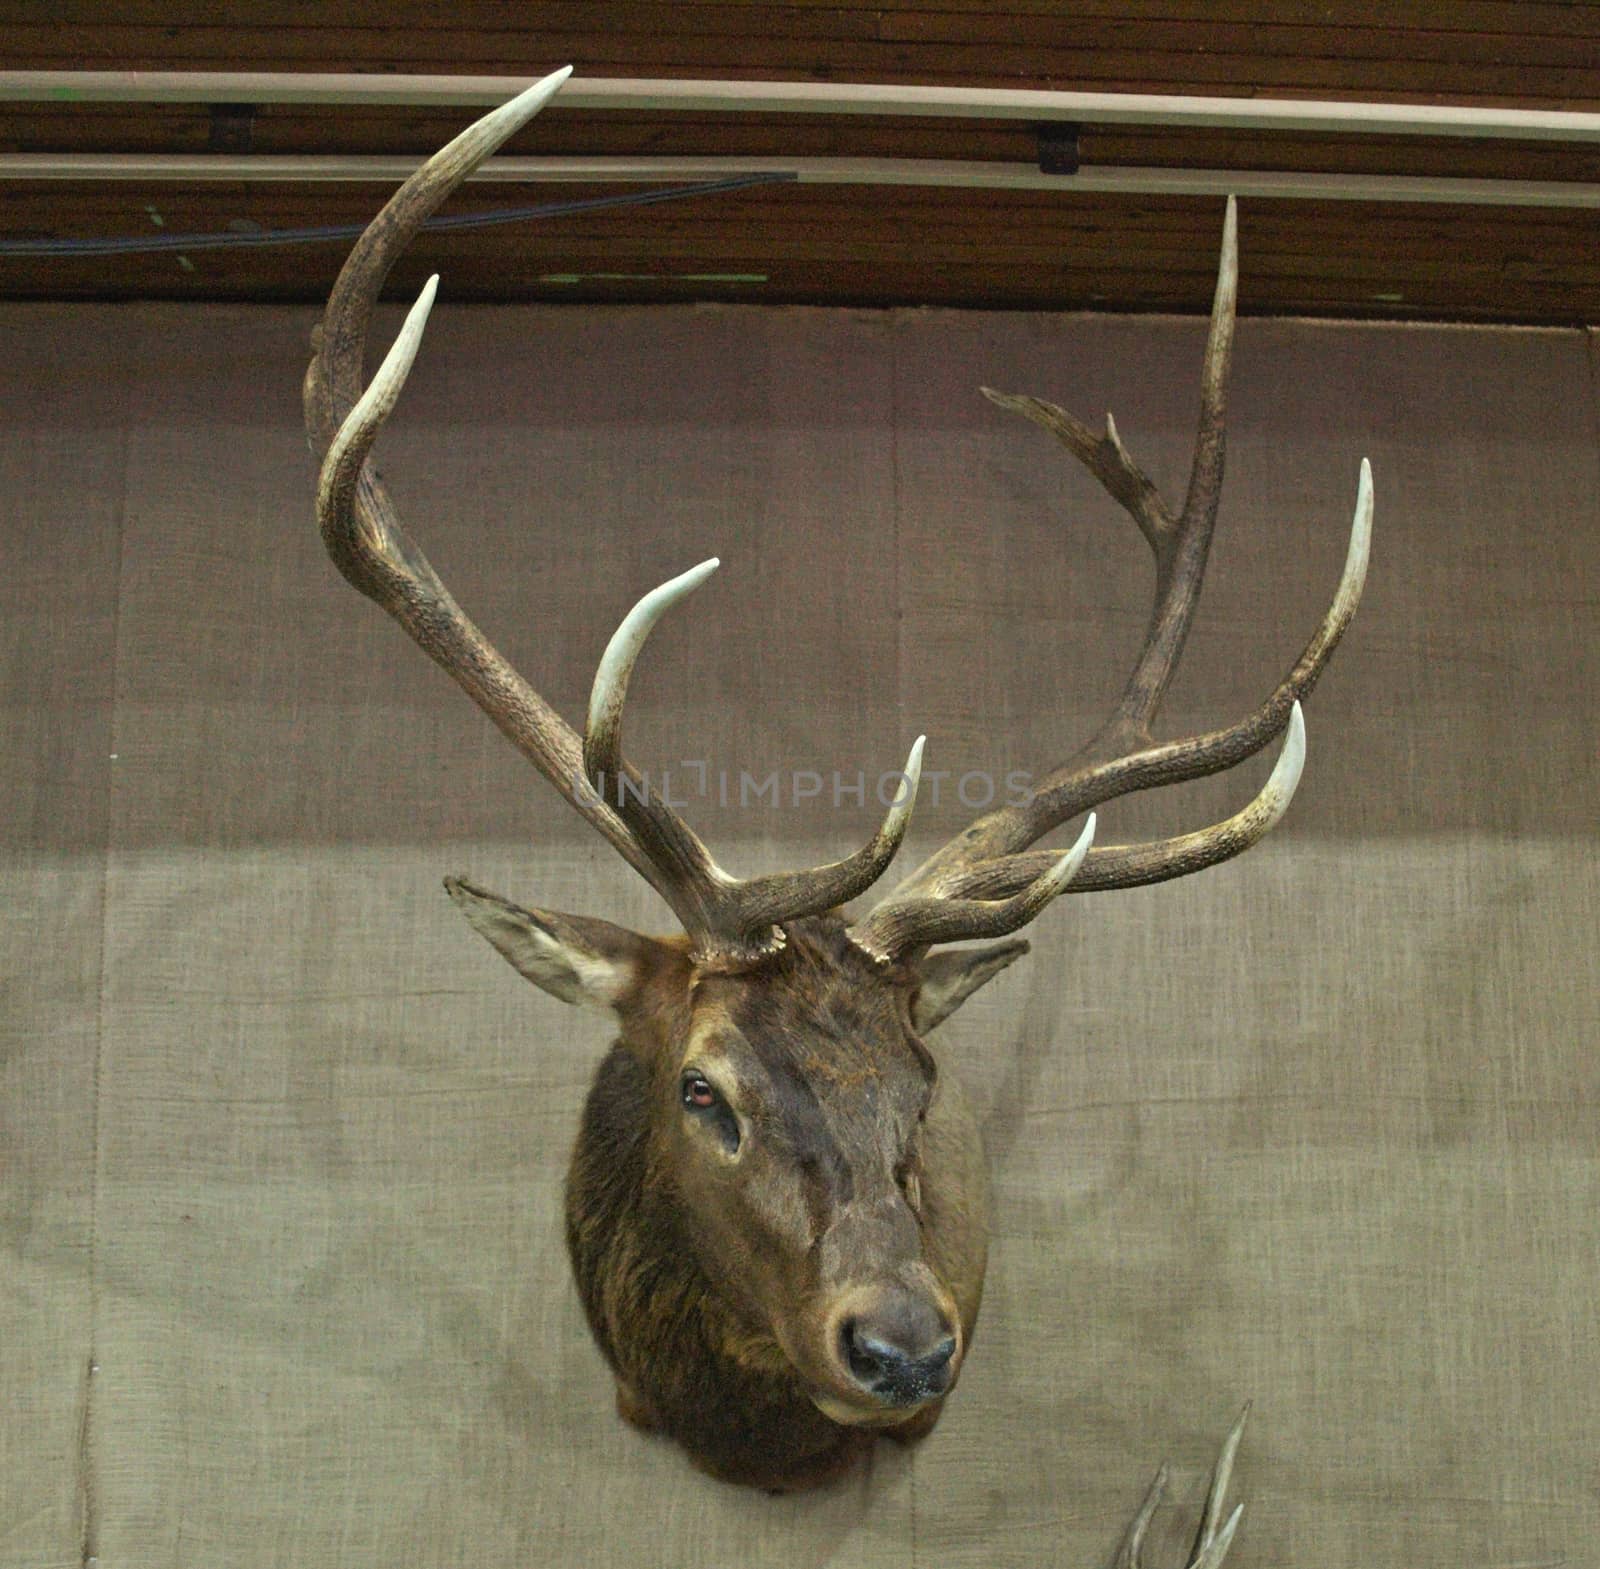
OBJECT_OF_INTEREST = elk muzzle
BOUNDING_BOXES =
[810,1273,963,1423]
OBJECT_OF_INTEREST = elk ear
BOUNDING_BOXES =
[910,939,1032,1033]
[444,876,666,1012]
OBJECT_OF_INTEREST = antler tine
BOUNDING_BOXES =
[307,72,932,967]
[852,816,1094,966]
[904,703,1304,908]
[585,559,725,782]
[852,198,1371,963]
[975,455,1369,853]
[583,558,927,957]
[1113,1462,1170,1569]
[714,734,925,937]
[305,70,671,895]
[1112,1407,1249,1569]
[579,559,729,936]
[1190,1405,1250,1567]
[306,67,573,465]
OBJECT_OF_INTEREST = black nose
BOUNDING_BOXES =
[840,1308,957,1405]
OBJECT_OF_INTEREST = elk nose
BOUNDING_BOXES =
[840,1303,958,1405]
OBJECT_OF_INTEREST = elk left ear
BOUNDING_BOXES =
[910,939,1032,1033]
[444,876,666,1012]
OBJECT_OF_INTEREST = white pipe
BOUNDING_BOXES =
[7,69,1600,144]
[5,151,1600,209]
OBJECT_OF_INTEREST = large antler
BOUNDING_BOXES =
[849,199,1372,965]
[304,69,923,967]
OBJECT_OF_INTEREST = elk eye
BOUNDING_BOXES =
[681,1072,741,1153]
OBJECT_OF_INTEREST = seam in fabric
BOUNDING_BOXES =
[79,325,133,1569]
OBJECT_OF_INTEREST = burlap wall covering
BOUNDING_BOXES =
[2,299,1595,1567]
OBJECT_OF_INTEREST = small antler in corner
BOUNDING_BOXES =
[1113,1405,1250,1569]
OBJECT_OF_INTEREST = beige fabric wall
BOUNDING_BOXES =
[3,298,1595,1568]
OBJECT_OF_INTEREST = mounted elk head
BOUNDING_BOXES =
[303,70,1371,1502]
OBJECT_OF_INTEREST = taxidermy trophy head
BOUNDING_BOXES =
[303,69,1371,1496]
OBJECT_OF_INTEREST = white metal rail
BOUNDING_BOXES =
[7,71,1600,207]
[8,70,1600,140]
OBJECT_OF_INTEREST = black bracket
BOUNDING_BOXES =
[1035,122,1081,176]
[208,103,257,154]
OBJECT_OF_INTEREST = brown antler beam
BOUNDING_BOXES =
[309,69,937,967]
[851,196,1372,964]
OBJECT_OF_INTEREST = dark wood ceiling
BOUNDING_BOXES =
[5,3,1600,323]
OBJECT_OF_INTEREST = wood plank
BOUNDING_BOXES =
[6,26,1600,107]
[5,8,1599,68]
[4,191,1596,283]
[9,0,1600,42]
[1,254,1589,326]
[881,15,1600,71]
[0,233,1587,317]
[20,179,1586,236]
[9,176,1598,234]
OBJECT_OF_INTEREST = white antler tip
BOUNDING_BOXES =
[320,272,441,486]
[459,68,575,167]
[1324,460,1374,624]
[681,557,720,589]
[1266,703,1307,814]
[880,735,925,822]
[1212,197,1239,313]
[1047,811,1096,890]
[405,273,439,330]
[511,65,575,111]
[629,559,718,617]
[586,559,723,747]
[1198,1504,1244,1569]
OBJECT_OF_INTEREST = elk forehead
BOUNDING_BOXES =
[687,921,934,1140]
